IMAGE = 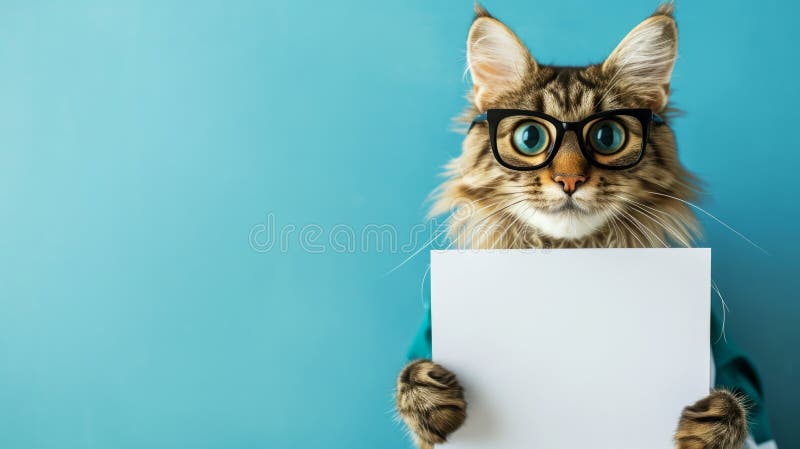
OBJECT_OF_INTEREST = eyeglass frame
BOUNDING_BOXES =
[469,108,665,171]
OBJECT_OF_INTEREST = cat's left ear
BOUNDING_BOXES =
[602,7,678,112]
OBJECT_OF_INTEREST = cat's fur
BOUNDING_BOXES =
[396,4,748,449]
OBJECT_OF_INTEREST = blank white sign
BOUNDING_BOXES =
[431,248,710,449]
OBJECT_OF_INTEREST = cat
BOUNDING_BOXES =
[396,4,749,449]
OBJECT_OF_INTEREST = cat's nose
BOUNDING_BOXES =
[553,174,586,195]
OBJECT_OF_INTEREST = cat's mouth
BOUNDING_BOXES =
[512,197,609,240]
[549,197,589,214]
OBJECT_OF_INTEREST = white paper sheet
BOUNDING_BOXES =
[431,248,711,449]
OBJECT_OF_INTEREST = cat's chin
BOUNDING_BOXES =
[512,202,608,241]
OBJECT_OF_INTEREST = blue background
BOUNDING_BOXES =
[0,1,797,447]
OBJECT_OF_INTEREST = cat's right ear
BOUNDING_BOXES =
[467,7,536,111]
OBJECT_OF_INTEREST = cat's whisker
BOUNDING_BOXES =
[447,196,530,250]
[631,211,669,248]
[492,190,535,197]
[384,201,503,276]
[622,205,672,248]
[501,202,532,249]
[488,210,519,249]
[606,189,693,234]
[612,206,652,246]
[615,210,643,247]
[612,216,632,248]
[470,198,527,248]
[445,200,507,250]
[617,206,668,248]
[711,279,729,344]
[384,194,527,277]
[614,194,678,221]
[602,209,627,247]
[599,208,617,243]
[645,191,769,255]
[611,217,627,247]
[444,220,469,250]
[609,194,693,248]
[420,264,431,307]
[383,226,451,277]
[635,207,691,248]
[491,186,536,192]
[609,205,647,248]
[513,204,536,248]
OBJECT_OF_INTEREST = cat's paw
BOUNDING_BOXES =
[396,359,466,448]
[674,389,748,449]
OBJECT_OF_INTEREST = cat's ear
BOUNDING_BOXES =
[467,5,536,111]
[602,6,678,112]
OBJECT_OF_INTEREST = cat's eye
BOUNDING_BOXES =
[494,116,558,167]
[588,119,626,154]
[512,121,550,156]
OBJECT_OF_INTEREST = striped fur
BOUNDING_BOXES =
[397,4,748,448]
[396,360,466,449]
[675,390,749,449]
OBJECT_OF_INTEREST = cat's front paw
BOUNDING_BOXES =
[396,359,466,448]
[674,389,748,449]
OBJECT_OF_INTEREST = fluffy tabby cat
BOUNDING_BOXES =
[396,4,748,449]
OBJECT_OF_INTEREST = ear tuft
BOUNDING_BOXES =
[473,2,493,20]
[467,16,534,110]
[652,1,674,18]
[602,14,678,112]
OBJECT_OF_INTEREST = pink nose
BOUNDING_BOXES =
[553,174,587,195]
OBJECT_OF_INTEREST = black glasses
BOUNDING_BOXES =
[469,108,664,171]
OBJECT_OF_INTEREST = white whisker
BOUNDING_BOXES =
[420,264,431,307]
[617,206,667,248]
[607,204,646,247]
[384,201,503,276]
[646,191,769,255]
[610,194,692,248]
[383,225,450,276]
[711,279,729,344]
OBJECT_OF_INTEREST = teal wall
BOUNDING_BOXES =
[0,1,797,448]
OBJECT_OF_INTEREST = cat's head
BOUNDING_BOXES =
[432,3,701,249]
